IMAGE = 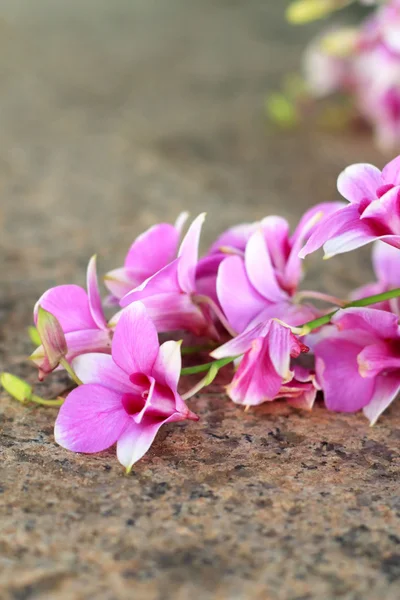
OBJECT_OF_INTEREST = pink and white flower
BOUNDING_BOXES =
[55,302,198,471]
[216,203,341,334]
[118,214,218,338]
[314,307,400,424]
[104,213,188,303]
[300,156,400,259]
[212,319,310,406]
[31,256,112,376]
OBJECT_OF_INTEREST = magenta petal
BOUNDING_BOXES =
[260,216,290,271]
[360,186,400,233]
[209,222,256,254]
[119,260,180,308]
[216,256,266,334]
[104,268,138,301]
[177,213,205,294]
[358,342,400,378]
[211,320,272,359]
[337,163,382,204]
[315,338,375,412]
[87,256,107,330]
[372,242,400,286]
[299,204,376,258]
[382,155,400,185]
[268,320,294,379]
[116,414,177,470]
[227,337,283,406]
[72,353,132,393]
[124,223,180,275]
[332,307,399,341]
[34,285,96,333]
[152,340,182,390]
[112,302,159,375]
[245,230,287,302]
[55,384,129,453]
[363,375,400,425]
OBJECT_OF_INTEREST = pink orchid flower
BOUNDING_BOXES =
[351,242,400,314]
[216,203,341,334]
[300,156,400,259]
[31,256,112,376]
[314,307,400,424]
[104,213,188,304]
[211,319,309,406]
[117,214,219,338]
[55,301,198,472]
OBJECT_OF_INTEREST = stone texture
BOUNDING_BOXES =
[0,1,399,599]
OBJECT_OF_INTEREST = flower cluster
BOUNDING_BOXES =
[275,1,400,150]
[2,155,400,471]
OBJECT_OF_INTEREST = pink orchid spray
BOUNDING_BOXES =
[55,302,198,472]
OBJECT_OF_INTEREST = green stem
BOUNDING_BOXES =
[181,356,237,376]
[300,287,400,334]
[60,358,83,386]
[31,394,64,407]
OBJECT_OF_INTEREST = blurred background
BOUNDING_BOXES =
[1,0,383,337]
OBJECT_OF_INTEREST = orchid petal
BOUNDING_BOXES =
[87,256,107,329]
[174,211,189,235]
[152,340,182,390]
[332,307,399,340]
[124,223,180,275]
[227,337,283,406]
[119,260,180,308]
[372,242,400,286]
[211,320,272,359]
[382,155,400,185]
[315,338,375,412]
[55,384,130,453]
[112,302,159,375]
[116,414,180,471]
[363,375,400,426]
[177,213,205,294]
[216,256,266,334]
[34,285,96,333]
[72,353,132,393]
[299,204,376,258]
[337,163,382,204]
[360,186,400,233]
[268,320,296,379]
[260,216,290,272]
[358,342,400,378]
[245,229,287,302]
[104,267,137,301]
[209,223,256,255]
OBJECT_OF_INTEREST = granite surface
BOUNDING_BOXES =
[1,1,399,599]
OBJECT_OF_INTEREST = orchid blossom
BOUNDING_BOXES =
[55,302,198,472]
[31,256,112,377]
[314,307,400,424]
[117,214,219,338]
[104,213,188,304]
[300,156,400,259]
[216,203,342,334]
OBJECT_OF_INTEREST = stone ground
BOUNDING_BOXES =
[0,1,399,599]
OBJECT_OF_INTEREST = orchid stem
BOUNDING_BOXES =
[300,287,400,334]
[31,394,64,407]
[181,343,219,356]
[59,358,83,386]
[193,294,238,338]
[181,356,237,376]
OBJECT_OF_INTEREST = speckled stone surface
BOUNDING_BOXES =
[1,2,399,599]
